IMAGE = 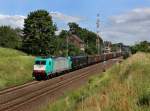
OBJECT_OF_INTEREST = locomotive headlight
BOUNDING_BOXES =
[34,65,46,71]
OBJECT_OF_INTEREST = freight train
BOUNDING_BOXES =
[32,52,122,80]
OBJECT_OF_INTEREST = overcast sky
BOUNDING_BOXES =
[0,0,150,45]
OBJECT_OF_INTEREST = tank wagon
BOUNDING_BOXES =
[33,52,123,80]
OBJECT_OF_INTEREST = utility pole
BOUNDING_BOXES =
[66,31,71,57]
[66,34,69,57]
[97,13,105,72]
[96,13,100,55]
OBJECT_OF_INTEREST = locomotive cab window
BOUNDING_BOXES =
[35,61,46,65]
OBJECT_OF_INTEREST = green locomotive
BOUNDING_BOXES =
[33,57,72,80]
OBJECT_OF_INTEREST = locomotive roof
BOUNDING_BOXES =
[35,56,71,60]
[35,57,52,61]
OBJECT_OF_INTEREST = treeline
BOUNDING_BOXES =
[0,26,22,49]
[131,41,150,54]
[0,10,102,56]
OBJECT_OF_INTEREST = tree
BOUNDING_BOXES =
[23,10,57,55]
[68,22,80,34]
[68,43,81,56]
[0,26,21,49]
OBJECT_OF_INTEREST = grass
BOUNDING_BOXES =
[0,47,34,89]
[0,47,26,57]
[42,52,150,111]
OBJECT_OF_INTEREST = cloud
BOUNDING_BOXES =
[102,8,150,45]
[0,12,83,29]
[50,11,83,23]
[0,15,25,28]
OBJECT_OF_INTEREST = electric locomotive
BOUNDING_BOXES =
[33,56,72,80]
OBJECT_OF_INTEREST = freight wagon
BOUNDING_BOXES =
[71,56,88,70]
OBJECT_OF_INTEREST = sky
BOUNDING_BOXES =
[0,0,150,45]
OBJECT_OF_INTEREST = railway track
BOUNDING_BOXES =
[0,58,121,111]
[0,62,101,105]
[0,63,102,111]
[0,81,39,95]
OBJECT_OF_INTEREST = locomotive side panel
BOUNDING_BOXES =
[53,57,71,73]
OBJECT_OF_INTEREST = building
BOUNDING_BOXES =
[68,34,85,51]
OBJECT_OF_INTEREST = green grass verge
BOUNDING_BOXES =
[0,47,34,89]
[0,47,26,57]
[41,52,150,111]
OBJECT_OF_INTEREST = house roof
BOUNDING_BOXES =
[70,34,84,43]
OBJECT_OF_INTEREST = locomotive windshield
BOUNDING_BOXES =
[35,61,46,65]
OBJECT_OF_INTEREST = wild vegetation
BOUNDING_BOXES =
[0,47,34,89]
[131,41,150,54]
[42,53,150,111]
